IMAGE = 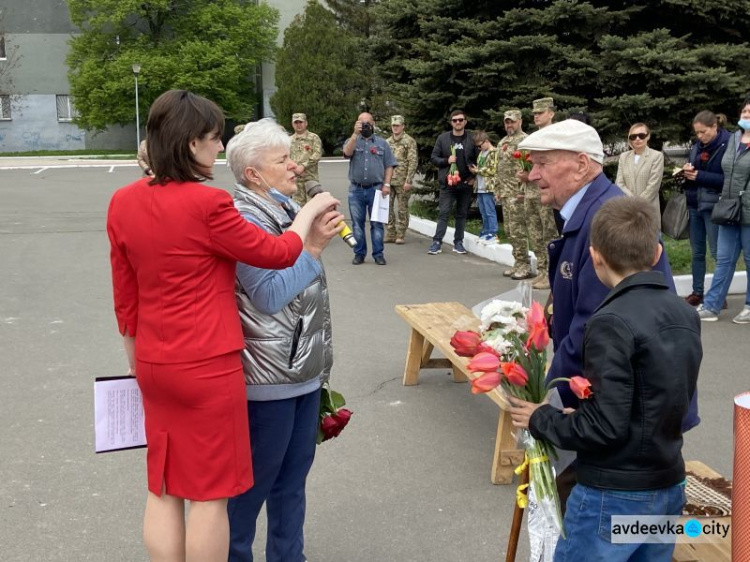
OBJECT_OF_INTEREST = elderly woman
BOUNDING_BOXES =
[615,123,665,225]
[682,111,730,306]
[107,91,338,562]
[225,118,344,562]
[698,97,750,324]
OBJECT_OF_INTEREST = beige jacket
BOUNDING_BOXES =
[615,146,664,223]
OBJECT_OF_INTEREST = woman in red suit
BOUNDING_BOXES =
[106,90,339,562]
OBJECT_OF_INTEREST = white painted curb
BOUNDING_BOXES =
[408,215,745,297]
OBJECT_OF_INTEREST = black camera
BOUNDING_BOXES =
[360,122,373,138]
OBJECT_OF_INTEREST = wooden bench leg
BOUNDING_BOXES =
[451,365,468,383]
[403,329,425,386]
[491,409,524,484]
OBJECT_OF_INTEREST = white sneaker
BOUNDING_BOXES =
[696,304,719,322]
[733,305,750,324]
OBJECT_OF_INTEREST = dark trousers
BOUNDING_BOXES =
[228,390,321,562]
[556,463,577,518]
[433,186,473,243]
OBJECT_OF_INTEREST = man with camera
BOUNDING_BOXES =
[343,112,398,265]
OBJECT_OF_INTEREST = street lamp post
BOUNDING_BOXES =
[132,63,141,150]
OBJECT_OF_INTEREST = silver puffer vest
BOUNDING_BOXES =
[233,185,332,391]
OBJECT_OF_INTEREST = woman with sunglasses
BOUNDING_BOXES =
[615,123,665,226]
[681,111,730,307]
[697,97,750,324]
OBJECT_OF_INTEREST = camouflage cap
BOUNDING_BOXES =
[532,97,555,113]
[504,109,522,122]
[391,115,405,125]
[292,113,307,122]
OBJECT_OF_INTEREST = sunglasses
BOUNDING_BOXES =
[451,118,465,123]
[628,132,648,141]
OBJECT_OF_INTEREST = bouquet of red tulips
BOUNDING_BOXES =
[512,149,533,172]
[451,300,592,545]
[317,384,353,444]
[446,146,461,186]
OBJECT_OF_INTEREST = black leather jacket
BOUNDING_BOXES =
[529,271,701,490]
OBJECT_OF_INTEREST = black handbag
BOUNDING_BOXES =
[710,194,743,226]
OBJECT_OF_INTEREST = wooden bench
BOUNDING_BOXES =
[396,302,524,484]
[672,460,732,562]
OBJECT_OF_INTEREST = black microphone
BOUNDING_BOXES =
[304,181,357,248]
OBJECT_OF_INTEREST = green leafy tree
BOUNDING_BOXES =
[373,0,750,158]
[67,0,279,131]
[270,0,361,153]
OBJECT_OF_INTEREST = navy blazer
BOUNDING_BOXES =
[546,172,700,432]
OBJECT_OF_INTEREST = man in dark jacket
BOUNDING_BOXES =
[427,109,479,255]
[515,120,700,515]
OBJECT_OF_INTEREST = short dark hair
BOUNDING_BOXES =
[450,109,466,119]
[590,197,659,275]
[147,90,225,184]
[568,112,592,126]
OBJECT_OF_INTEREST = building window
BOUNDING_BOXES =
[0,35,6,60]
[56,95,77,122]
[0,95,11,120]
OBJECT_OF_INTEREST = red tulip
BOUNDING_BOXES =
[512,150,522,159]
[524,152,532,161]
[467,352,501,373]
[570,376,592,399]
[526,300,545,327]
[471,371,502,394]
[450,330,482,357]
[501,361,529,386]
[525,301,550,351]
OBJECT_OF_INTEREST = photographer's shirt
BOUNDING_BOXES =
[345,135,398,189]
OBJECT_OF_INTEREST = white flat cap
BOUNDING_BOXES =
[518,119,604,164]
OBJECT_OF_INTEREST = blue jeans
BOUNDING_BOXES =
[688,208,718,294]
[703,224,750,313]
[476,192,498,238]
[554,483,685,562]
[348,186,384,259]
[228,390,321,562]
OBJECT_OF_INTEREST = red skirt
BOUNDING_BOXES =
[135,352,252,501]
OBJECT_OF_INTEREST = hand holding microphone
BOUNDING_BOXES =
[305,180,357,248]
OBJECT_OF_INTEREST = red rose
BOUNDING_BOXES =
[305,145,311,151]
[332,408,352,428]
[320,415,342,441]
[700,151,709,162]
[370,147,377,154]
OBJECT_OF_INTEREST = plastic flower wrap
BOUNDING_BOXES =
[446,146,461,186]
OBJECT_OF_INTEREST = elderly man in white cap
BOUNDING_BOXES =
[516,119,698,514]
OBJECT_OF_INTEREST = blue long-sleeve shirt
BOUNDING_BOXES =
[236,189,322,315]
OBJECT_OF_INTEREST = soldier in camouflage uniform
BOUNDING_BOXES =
[385,115,418,243]
[516,98,559,289]
[497,109,533,279]
[289,113,323,206]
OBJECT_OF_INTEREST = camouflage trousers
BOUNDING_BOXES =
[386,183,411,239]
[524,195,557,272]
[292,179,310,206]
[501,196,529,268]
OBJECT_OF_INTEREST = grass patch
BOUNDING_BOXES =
[410,200,746,276]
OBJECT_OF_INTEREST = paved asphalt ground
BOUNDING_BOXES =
[0,158,747,561]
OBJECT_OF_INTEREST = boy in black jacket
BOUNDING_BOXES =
[508,197,702,561]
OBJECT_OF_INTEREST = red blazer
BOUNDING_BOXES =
[107,179,303,364]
